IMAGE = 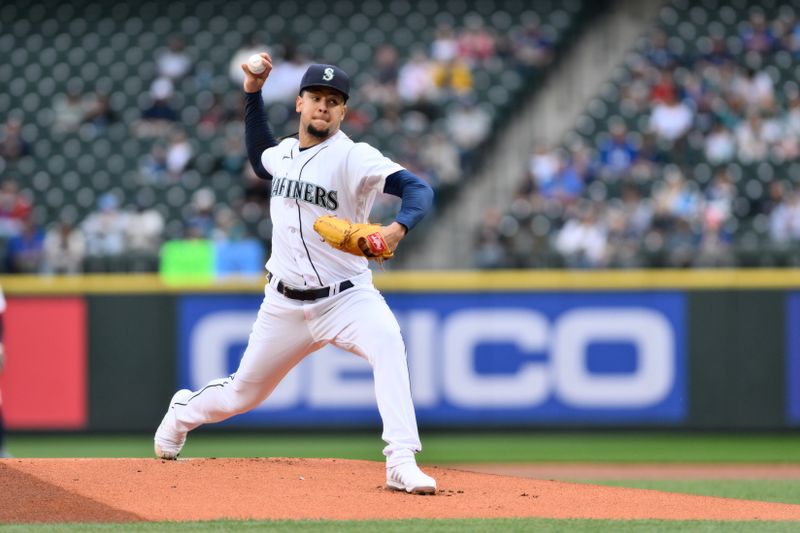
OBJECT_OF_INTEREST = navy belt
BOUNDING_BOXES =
[268,273,354,301]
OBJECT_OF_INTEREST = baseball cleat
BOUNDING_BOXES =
[154,389,193,460]
[386,463,437,495]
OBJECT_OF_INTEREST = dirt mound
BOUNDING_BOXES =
[2,458,800,523]
[456,463,800,480]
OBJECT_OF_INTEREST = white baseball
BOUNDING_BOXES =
[247,54,266,74]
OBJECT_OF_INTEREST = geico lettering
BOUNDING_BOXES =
[442,309,550,408]
[188,307,677,412]
[432,307,676,409]
[552,308,674,408]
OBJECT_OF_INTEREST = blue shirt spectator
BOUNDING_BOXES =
[599,123,638,178]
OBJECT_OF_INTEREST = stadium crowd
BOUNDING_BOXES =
[475,5,800,269]
[0,11,557,273]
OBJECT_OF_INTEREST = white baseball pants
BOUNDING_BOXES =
[171,272,422,467]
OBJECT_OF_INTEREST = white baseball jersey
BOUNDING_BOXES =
[261,130,403,288]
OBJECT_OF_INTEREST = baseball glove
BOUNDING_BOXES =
[313,215,393,260]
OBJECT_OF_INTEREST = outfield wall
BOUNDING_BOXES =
[0,270,797,431]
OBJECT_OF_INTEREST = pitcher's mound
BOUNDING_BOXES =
[2,458,800,523]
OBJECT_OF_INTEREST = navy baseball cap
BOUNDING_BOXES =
[298,64,350,101]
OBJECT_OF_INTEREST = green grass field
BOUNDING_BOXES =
[8,431,800,462]
[4,432,800,532]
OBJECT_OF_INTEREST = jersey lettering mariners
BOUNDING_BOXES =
[261,130,403,288]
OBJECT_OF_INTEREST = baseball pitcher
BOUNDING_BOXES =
[155,53,437,494]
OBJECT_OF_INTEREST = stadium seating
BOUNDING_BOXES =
[0,0,590,272]
[481,0,800,268]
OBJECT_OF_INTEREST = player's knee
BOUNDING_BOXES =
[223,387,265,414]
[364,323,406,359]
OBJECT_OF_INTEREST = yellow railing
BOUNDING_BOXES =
[2,269,800,294]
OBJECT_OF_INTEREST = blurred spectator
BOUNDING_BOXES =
[133,78,179,138]
[704,122,735,164]
[512,19,554,69]
[52,82,86,135]
[446,96,491,161]
[527,144,559,188]
[731,67,775,111]
[569,141,599,185]
[643,29,678,70]
[619,184,653,238]
[229,32,269,86]
[82,89,116,136]
[735,113,770,162]
[539,150,585,205]
[157,35,192,81]
[457,15,495,67]
[704,167,736,223]
[620,61,652,113]
[0,118,31,162]
[758,179,787,217]
[81,193,129,259]
[604,207,642,268]
[197,92,232,137]
[650,68,677,104]
[42,220,85,275]
[474,208,508,269]
[598,122,638,179]
[648,91,693,142]
[694,209,734,267]
[126,200,165,258]
[397,48,436,108]
[654,168,702,223]
[431,23,459,63]
[165,129,193,179]
[5,216,45,273]
[361,44,400,107]
[185,188,216,238]
[770,190,800,243]
[139,143,169,184]
[261,43,310,105]
[664,218,698,268]
[216,135,247,175]
[788,17,800,56]
[739,10,778,54]
[419,131,461,186]
[0,179,32,239]
[700,34,733,66]
[555,202,607,268]
[431,58,473,100]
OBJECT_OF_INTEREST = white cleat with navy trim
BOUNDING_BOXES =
[386,463,437,495]
[154,389,193,460]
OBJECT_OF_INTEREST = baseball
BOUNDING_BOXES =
[247,54,266,74]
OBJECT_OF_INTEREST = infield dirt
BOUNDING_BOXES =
[2,458,800,523]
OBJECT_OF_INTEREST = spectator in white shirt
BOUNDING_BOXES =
[648,92,693,142]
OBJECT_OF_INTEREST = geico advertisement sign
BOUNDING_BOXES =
[179,293,685,423]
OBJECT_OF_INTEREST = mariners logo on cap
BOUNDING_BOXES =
[323,68,334,81]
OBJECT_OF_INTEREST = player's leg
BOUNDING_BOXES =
[155,289,318,459]
[324,287,436,494]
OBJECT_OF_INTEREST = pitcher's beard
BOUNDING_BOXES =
[307,123,330,139]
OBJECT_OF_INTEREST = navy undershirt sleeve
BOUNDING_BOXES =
[244,91,278,180]
[383,169,434,232]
